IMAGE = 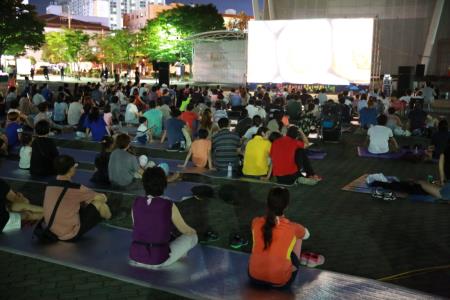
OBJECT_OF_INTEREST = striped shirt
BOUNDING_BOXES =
[212,128,240,171]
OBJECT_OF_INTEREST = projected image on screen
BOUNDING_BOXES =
[247,19,373,85]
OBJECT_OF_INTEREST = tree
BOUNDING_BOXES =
[226,12,252,31]
[97,30,144,68]
[41,31,66,63]
[142,4,224,63]
[0,0,45,59]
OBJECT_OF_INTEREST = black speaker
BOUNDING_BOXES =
[152,60,159,71]
[158,62,170,86]
[398,66,414,95]
[415,64,425,78]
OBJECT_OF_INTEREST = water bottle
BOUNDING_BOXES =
[180,140,186,150]
[227,163,233,178]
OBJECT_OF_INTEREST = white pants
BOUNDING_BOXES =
[2,212,21,232]
[129,233,198,269]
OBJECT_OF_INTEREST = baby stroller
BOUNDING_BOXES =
[320,102,342,142]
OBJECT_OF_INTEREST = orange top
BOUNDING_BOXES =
[249,216,306,285]
[191,139,211,168]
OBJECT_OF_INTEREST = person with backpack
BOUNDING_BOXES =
[42,155,111,242]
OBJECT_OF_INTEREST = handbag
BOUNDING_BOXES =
[33,187,68,243]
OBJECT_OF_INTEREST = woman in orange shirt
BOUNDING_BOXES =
[248,187,310,288]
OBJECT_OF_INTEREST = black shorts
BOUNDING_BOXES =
[248,252,300,289]
[66,204,102,242]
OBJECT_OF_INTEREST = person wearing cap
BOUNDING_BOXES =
[43,155,111,242]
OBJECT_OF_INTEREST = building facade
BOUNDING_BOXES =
[123,2,180,31]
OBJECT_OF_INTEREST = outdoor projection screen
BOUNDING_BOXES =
[193,40,247,84]
[247,19,373,85]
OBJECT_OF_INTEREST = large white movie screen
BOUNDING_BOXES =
[247,19,373,85]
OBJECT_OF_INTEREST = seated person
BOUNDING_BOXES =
[359,98,378,129]
[30,120,59,177]
[143,101,163,139]
[248,187,311,288]
[267,110,287,136]
[243,115,262,141]
[43,155,111,241]
[75,104,91,138]
[161,108,188,151]
[212,118,241,172]
[427,119,450,160]
[366,114,399,154]
[408,103,427,135]
[235,109,252,138]
[135,117,152,144]
[270,126,320,185]
[386,107,410,136]
[5,111,22,151]
[19,133,32,170]
[108,134,141,190]
[180,102,198,132]
[84,107,108,142]
[34,102,62,131]
[243,127,272,180]
[415,143,450,202]
[91,136,114,185]
[129,167,197,269]
[180,129,213,169]
[125,97,140,125]
[1,178,43,232]
[298,103,319,135]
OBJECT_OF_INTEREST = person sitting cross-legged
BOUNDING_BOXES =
[366,114,399,154]
[129,167,198,269]
[1,178,43,233]
[270,126,320,185]
[248,187,315,289]
[43,155,111,242]
[243,127,272,180]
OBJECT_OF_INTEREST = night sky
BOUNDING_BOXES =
[29,0,261,16]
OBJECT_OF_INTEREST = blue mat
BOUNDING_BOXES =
[357,147,405,159]
[52,133,170,150]
[0,225,431,300]
[306,149,327,160]
[0,160,204,202]
[58,147,192,172]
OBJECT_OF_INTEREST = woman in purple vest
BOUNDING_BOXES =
[129,167,198,268]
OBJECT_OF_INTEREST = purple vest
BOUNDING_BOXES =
[129,196,173,265]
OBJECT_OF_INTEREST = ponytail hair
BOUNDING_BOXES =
[262,187,290,250]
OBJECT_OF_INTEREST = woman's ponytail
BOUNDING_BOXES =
[262,187,290,250]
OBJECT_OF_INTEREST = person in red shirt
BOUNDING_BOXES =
[248,187,310,288]
[270,126,320,185]
[180,102,198,132]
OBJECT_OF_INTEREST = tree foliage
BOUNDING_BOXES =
[142,4,224,63]
[42,29,90,64]
[97,30,144,66]
[0,0,45,58]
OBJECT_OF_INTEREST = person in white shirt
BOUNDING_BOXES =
[317,88,327,106]
[357,94,368,112]
[255,100,267,120]
[125,98,140,125]
[366,114,399,154]
[19,133,32,169]
[67,98,84,126]
[243,115,262,141]
[399,89,412,105]
[246,98,258,119]
[32,90,46,106]
[421,81,436,111]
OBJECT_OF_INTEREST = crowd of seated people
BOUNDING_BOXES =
[3,78,450,294]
